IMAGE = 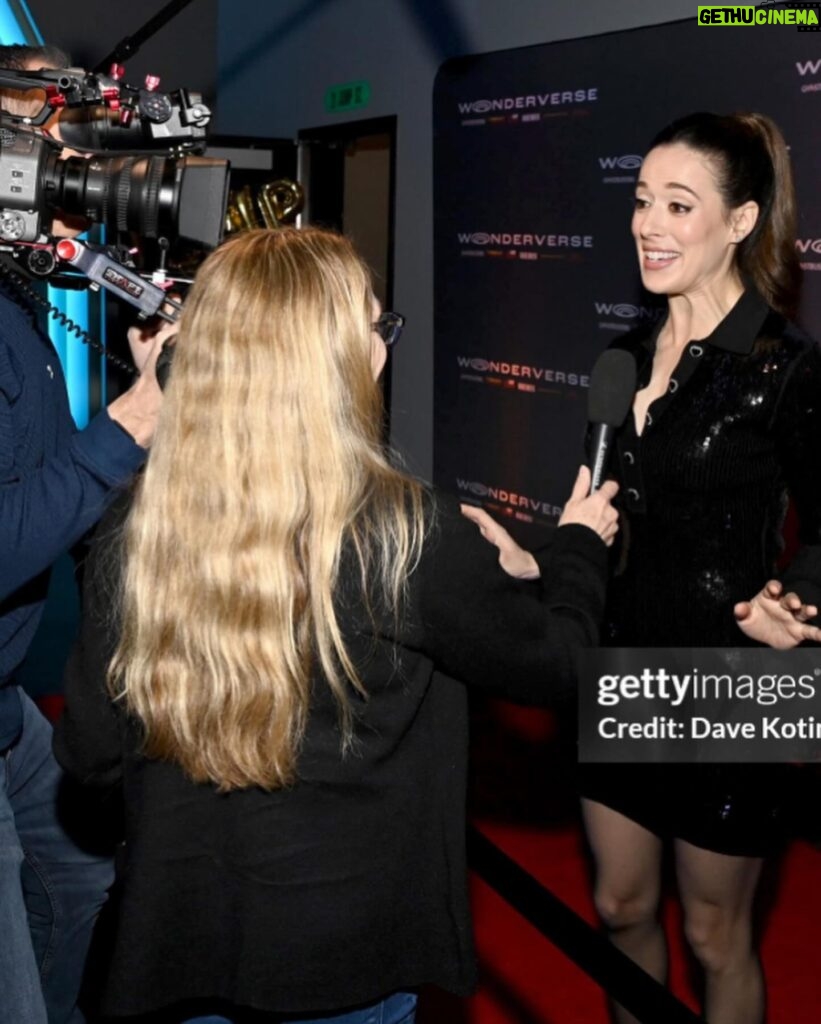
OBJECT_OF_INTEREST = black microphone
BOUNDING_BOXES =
[587,349,637,492]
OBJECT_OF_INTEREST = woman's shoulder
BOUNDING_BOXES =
[413,487,479,558]
[752,312,821,387]
[424,486,489,539]
[96,483,137,542]
[758,307,819,355]
[81,482,138,603]
[426,486,459,518]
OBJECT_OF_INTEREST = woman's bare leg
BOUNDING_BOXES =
[675,840,764,1024]
[582,798,666,1024]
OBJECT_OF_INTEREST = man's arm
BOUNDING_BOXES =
[0,323,167,601]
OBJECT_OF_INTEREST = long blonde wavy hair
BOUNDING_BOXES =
[109,228,426,791]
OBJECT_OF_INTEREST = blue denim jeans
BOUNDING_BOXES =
[0,688,114,1024]
[181,991,417,1024]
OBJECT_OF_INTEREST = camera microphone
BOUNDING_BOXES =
[587,349,637,493]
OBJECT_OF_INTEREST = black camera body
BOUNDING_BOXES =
[0,125,47,242]
[0,65,230,318]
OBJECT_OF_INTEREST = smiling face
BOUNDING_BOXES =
[631,142,757,300]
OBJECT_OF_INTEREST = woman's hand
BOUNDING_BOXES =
[558,466,620,546]
[734,580,821,649]
[460,505,540,579]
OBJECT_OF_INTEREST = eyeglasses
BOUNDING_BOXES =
[372,311,405,348]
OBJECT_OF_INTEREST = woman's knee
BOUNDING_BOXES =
[593,883,659,933]
[683,901,753,972]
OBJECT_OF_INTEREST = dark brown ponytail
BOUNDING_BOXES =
[650,112,801,318]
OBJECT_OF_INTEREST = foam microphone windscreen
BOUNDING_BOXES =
[587,349,638,492]
[587,348,638,427]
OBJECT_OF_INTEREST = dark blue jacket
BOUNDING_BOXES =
[0,283,144,746]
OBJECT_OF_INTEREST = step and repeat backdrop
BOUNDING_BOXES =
[433,17,821,544]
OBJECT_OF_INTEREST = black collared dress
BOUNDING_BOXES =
[579,288,821,855]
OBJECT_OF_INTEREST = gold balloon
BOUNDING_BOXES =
[225,180,305,233]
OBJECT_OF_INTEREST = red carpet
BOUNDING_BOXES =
[419,700,821,1023]
[38,695,821,1022]
[455,827,821,1024]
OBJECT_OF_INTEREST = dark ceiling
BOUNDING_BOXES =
[27,0,217,105]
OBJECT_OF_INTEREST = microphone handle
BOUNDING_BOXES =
[588,422,614,493]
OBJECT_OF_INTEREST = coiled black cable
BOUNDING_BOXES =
[0,257,136,376]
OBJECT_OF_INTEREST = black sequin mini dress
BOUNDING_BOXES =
[579,288,821,856]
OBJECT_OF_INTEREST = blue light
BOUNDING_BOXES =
[14,1,43,43]
[0,8,28,44]
[99,291,108,407]
[2,2,95,428]
[65,289,90,427]
[46,283,67,368]
[45,280,93,428]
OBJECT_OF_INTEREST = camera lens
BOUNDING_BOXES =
[44,152,229,249]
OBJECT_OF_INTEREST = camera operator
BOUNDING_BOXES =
[0,43,169,1024]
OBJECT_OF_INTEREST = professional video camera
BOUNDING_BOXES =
[0,63,230,321]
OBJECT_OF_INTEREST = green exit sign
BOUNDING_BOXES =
[324,80,371,114]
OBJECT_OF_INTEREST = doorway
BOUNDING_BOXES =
[298,117,397,415]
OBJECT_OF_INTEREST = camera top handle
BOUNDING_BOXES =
[0,67,124,127]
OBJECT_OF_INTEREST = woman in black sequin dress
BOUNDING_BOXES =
[579,113,821,1024]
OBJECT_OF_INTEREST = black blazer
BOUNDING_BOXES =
[54,492,607,1018]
